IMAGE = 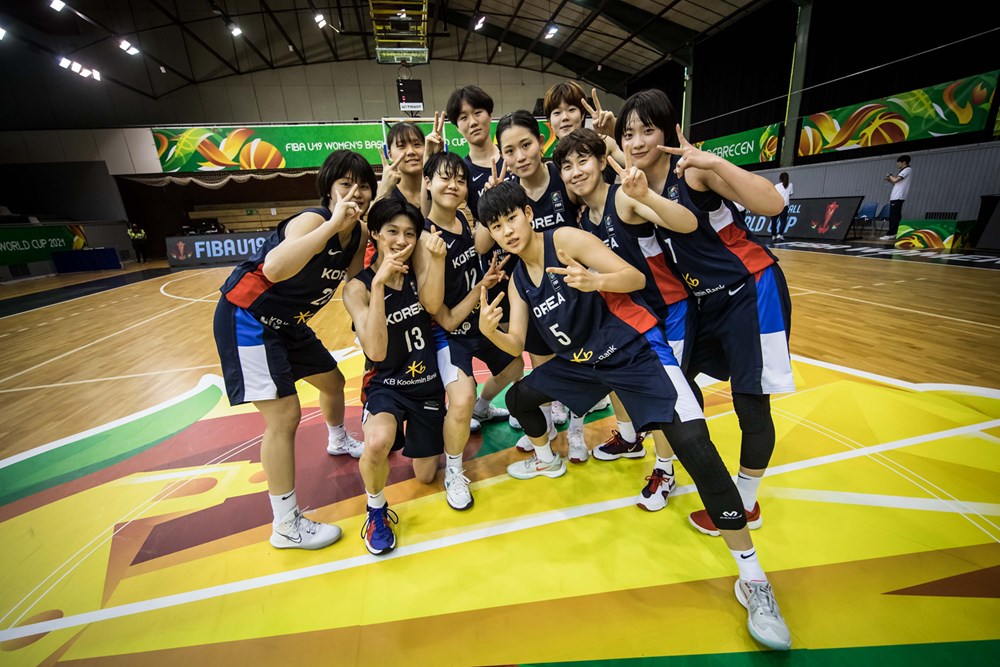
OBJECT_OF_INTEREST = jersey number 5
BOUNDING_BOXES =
[549,323,571,346]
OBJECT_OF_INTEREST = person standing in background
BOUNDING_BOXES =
[882,155,912,240]
[128,223,148,263]
[771,173,793,242]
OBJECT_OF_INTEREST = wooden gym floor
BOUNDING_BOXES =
[0,247,998,665]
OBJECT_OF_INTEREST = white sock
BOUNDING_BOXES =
[541,403,553,432]
[736,472,763,511]
[445,452,463,470]
[269,489,297,522]
[617,420,636,442]
[569,412,584,432]
[534,442,555,463]
[474,397,491,415]
[731,547,767,583]
[366,489,386,509]
[655,456,674,474]
[327,423,346,442]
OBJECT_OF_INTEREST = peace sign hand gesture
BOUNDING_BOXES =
[478,253,510,291]
[376,145,402,200]
[424,111,447,162]
[483,159,509,192]
[330,184,362,228]
[607,150,649,201]
[373,242,412,286]
[478,286,505,337]
[656,124,717,178]
[546,249,600,292]
[580,88,617,138]
[421,223,447,259]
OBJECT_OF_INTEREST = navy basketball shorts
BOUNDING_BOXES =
[687,264,794,395]
[214,297,337,406]
[433,328,516,388]
[663,297,697,373]
[362,384,446,459]
[519,332,681,432]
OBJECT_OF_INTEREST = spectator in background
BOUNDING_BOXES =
[771,173,793,242]
[882,155,912,240]
[127,223,148,263]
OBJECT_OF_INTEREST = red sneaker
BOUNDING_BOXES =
[688,502,763,536]
[593,430,647,461]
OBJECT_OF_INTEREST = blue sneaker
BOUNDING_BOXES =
[361,505,399,555]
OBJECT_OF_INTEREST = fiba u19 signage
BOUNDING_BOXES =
[165,232,270,267]
[743,197,863,241]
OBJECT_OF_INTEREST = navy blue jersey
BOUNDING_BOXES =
[602,162,617,185]
[465,155,511,220]
[521,162,580,231]
[580,185,689,321]
[221,206,361,329]
[354,269,442,400]
[426,211,480,336]
[659,156,776,296]
[512,229,658,363]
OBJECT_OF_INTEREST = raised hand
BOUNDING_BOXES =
[373,243,412,285]
[656,124,716,178]
[546,248,600,292]
[482,159,509,192]
[424,111,446,161]
[376,145,401,199]
[478,286,505,336]
[421,223,447,259]
[331,184,362,226]
[607,150,649,200]
[478,253,510,290]
[580,88,617,138]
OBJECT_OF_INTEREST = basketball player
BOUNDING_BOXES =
[213,150,375,550]
[477,180,792,651]
[342,197,448,555]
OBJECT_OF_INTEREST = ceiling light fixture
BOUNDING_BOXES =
[545,24,558,39]
[0,26,6,41]
[315,14,327,29]
[92,70,100,81]
[50,1,66,11]
[70,61,81,72]
[228,22,241,37]
[59,57,71,68]
[474,15,485,31]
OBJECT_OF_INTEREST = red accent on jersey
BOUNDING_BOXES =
[717,224,775,275]
[360,366,378,405]
[645,253,688,306]
[364,240,376,268]
[600,291,657,335]
[225,265,273,309]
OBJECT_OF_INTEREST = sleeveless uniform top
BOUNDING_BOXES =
[580,185,689,321]
[521,161,580,232]
[354,268,442,400]
[426,210,480,337]
[221,205,361,329]
[512,230,658,363]
[465,155,509,221]
[658,156,776,296]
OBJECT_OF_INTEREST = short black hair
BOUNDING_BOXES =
[446,86,495,126]
[614,88,678,149]
[544,80,587,118]
[496,110,542,147]
[552,128,606,168]
[422,151,470,183]
[478,180,529,226]
[317,150,378,208]
[386,121,425,148]
[897,155,911,165]
[367,197,423,240]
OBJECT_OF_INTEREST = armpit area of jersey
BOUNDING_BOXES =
[687,187,723,213]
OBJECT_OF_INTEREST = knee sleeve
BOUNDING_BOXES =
[733,393,775,470]
[661,418,746,531]
[504,381,551,438]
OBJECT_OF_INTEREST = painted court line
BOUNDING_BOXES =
[0,365,221,394]
[768,487,1000,516]
[794,290,1000,329]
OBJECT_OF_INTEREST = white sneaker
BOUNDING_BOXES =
[635,468,676,511]
[879,234,896,240]
[470,417,482,433]
[507,453,567,480]
[327,432,364,459]
[587,395,612,413]
[509,415,522,430]
[444,466,474,510]
[270,509,342,550]
[567,427,588,463]
[513,423,556,453]
[550,401,568,426]
[736,579,792,651]
[472,402,510,423]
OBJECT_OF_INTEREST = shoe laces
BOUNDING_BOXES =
[644,468,667,492]
[446,466,470,487]
[748,581,779,618]
[361,505,399,540]
[293,508,320,536]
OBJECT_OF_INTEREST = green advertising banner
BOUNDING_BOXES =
[695,123,781,166]
[0,226,87,266]
[799,70,998,156]
[152,120,557,173]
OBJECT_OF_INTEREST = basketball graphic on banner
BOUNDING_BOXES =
[239,139,286,169]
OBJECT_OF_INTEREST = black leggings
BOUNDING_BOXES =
[506,379,748,531]
[686,379,775,470]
